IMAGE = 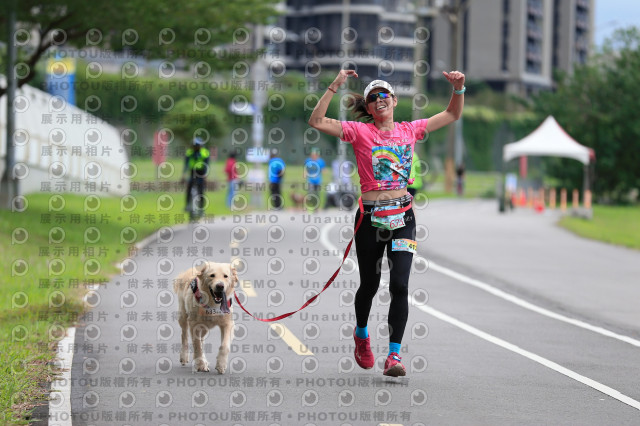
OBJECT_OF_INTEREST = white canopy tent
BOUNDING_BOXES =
[500,116,595,215]
[503,115,591,165]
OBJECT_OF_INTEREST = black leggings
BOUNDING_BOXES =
[353,208,416,344]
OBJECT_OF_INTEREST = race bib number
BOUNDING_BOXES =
[371,212,406,230]
[199,306,226,316]
[391,239,417,253]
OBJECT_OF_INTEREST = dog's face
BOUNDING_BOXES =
[196,262,238,312]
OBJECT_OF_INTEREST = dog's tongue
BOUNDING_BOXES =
[220,292,230,314]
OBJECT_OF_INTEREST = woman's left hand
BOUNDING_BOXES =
[443,71,465,91]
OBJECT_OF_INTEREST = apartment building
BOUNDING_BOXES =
[279,0,434,95]
[277,0,594,96]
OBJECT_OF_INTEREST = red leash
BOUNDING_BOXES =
[233,205,366,322]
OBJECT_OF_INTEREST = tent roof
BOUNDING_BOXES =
[503,116,591,165]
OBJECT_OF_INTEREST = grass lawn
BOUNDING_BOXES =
[132,157,501,203]
[558,205,640,250]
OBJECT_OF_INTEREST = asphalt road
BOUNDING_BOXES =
[62,199,640,425]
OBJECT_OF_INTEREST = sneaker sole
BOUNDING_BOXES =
[383,365,406,377]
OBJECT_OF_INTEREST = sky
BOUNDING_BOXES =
[594,0,640,46]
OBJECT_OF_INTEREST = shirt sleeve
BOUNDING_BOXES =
[411,118,429,141]
[340,121,361,143]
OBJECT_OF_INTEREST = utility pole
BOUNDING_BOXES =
[337,0,350,162]
[442,0,469,193]
[2,0,19,208]
[250,24,266,209]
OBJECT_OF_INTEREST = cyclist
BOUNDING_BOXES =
[182,137,210,217]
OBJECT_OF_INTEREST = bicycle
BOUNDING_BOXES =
[188,184,204,221]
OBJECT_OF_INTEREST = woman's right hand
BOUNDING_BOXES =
[308,69,358,138]
[330,69,358,91]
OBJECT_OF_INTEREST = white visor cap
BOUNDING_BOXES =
[363,80,395,99]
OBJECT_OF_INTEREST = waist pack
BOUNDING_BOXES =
[359,198,412,230]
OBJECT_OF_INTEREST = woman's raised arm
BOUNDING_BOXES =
[425,71,465,133]
[308,69,359,138]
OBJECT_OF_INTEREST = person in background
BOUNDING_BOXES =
[325,158,343,209]
[268,149,286,210]
[224,151,238,208]
[408,151,424,197]
[456,162,465,196]
[303,148,326,211]
[182,137,210,215]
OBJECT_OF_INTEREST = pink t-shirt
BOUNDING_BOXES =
[341,119,428,193]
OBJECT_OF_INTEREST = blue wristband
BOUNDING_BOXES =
[454,86,466,95]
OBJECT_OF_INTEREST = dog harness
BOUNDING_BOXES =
[190,278,232,315]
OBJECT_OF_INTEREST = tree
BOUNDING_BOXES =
[531,28,640,202]
[0,0,280,98]
[163,97,228,147]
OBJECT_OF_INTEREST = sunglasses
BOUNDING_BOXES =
[366,92,392,103]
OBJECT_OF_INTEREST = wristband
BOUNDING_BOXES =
[327,86,337,93]
[454,86,466,95]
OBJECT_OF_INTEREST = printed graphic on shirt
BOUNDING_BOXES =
[391,239,417,253]
[371,145,412,185]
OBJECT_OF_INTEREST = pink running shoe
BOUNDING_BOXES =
[353,331,375,369]
[383,352,406,377]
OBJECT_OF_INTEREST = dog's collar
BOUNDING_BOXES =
[190,278,232,310]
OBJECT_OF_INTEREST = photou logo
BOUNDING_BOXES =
[118,357,136,375]
[266,356,284,374]
[301,389,319,407]
[82,357,100,375]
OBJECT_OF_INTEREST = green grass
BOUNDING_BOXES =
[425,171,500,199]
[132,158,340,210]
[132,157,501,203]
[559,205,640,250]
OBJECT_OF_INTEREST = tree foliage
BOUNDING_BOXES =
[530,27,640,202]
[0,0,280,97]
[163,97,228,147]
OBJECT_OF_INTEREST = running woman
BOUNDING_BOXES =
[308,69,465,376]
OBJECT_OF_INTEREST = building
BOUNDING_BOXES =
[278,0,594,96]
[430,0,594,95]
[280,0,437,96]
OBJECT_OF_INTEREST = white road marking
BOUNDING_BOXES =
[410,297,640,411]
[320,220,640,411]
[49,327,76,426]
[428,261,640,348]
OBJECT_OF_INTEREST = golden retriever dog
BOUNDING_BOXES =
[173,262,238,374]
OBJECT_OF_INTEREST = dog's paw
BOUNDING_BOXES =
[180,353,189,365]
[215,363,227,374]
[193,357,210,372]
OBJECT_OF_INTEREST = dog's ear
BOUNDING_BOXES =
[196,262,208,278]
